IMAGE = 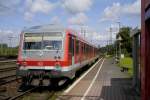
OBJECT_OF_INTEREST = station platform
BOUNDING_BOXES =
[57,58,140,100]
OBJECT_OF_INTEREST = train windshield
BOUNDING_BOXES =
[23,36,42,50]
[23,33,62,50]
[43,40,62,50]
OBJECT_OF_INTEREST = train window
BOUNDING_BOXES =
[86,44,88,54]
[72,39,74,56]
[23,36,42,50]
[69,37,72,53]
[69,36,74,56]
[81,42,84,54]
[76,40,79,54]
[43,36,62,50]
[84,43,86,54]
[23,33,62,50]
[43,40,62,50]
[85,44,87,54]
[82,43,84,54]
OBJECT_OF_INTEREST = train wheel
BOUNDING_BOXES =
[50,78,59,89]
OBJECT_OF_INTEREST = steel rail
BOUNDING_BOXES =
[8,87,38,100]
[0,75,21,86]
[0,60,16,63]
[0,67,16,72]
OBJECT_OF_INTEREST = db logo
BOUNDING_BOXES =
[38,62,43,66]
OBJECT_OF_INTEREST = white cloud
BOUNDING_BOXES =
[62,0,93,14]
[24,0,56,21]
[24,12,33,21]
[68,13,88,25]
[0,30,13,36]
[50,16,61,24]
[0,0,21,15]
[86,32,109,46]
[101,2,121,22]
[0,29,20,47]
[92,32,109,41]
[123,0,140,15]
[100,0,141,22]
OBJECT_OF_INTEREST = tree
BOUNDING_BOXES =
[116,27,132,55]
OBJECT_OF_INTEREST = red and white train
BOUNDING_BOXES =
[17,24,99,86]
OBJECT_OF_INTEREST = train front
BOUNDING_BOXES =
[17,27,69,86]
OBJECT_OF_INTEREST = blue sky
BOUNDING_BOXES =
[0,0,140,47]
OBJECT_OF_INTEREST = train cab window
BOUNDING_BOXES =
[23,33,62,50]
[23,36,42,50]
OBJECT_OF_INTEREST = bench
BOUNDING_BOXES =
[121,67,129,72]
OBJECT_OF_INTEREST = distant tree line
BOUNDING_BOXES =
[0,43,18,58]
[99,27,133,57]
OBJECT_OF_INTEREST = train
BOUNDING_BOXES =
[17,24,99,87]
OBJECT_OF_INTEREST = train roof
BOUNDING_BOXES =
[22,24,97,48]
[23,24,66,33]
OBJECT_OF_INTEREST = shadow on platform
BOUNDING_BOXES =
[98,78,140,100]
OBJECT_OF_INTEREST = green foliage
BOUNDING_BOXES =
[0,44,18,57]
[100,44,115,56]
[117,27,132,55]
[0,44,8,48]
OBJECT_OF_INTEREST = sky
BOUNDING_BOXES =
[0,0,141,47]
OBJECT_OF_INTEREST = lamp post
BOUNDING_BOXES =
[118,36,122,59]
[115,35,122,62]
[115,21,122,61]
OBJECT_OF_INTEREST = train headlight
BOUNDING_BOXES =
[54,56,57,59]
[55,62,61,71]
[54,56,61,60]
[58,56,61,59]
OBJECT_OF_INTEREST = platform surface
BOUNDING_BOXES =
[57,58,140,100]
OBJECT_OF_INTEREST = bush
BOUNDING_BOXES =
[118,57,133,76]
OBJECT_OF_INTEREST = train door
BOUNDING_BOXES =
[69,36,75,65]
[71,38,75,65]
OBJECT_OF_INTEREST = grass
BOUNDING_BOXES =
[118,57,133,76]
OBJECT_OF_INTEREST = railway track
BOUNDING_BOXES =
[8,87,38,100]
[0,75,21,86]
[0,67,16,72]
[0,60,16,63]
[0,85,57,100]
[0,62,18,86]
[0,59,99,100]
[0,60,57,100]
